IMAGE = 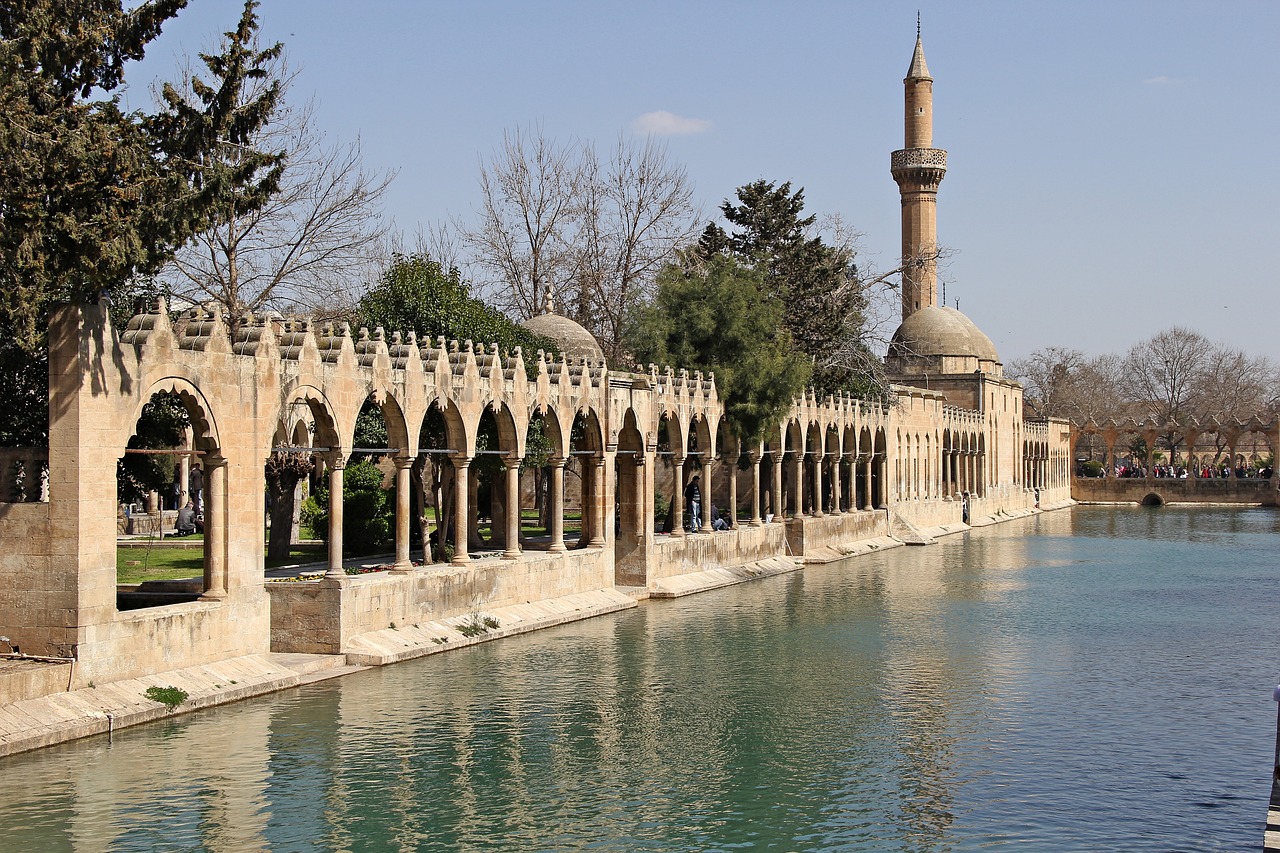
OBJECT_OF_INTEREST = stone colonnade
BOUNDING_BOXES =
[0,300,1074,681]
[1070,418,1280,481]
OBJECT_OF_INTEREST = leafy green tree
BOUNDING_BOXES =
[118,392,190,505]
[357,253,558,376]
[301,459,391,557]
[357,253,561,552]
[0,0,285,443]
[698,180,878,398]
[626,255,810,442]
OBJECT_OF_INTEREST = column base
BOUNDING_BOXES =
[199,590,228,601]
[502,549,521,560]
[450,554,470,566]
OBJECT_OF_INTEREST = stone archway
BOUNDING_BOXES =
[613,409,648,585]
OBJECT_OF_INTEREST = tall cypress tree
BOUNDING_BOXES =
[0,0,284,351]
[698,180,879,399]
[0,0,285,445]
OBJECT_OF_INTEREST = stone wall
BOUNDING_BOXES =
[74,591,271,685]
[784,510,891,555]
[0,503,60,656]
[649,524,787,581]
[268,548,612,654]
[1072,477,1278,506]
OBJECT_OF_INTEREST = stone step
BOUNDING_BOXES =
[295,664,371,686]
[269,653,350,677]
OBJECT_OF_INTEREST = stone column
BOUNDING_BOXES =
[878,454,889,508]
[830,455,842,513]
[862,456,873,509]
[812,453,825,518]
[179,432,192,509]
[749,452,762,525]
[675,455,686,535]
[701,455,713,531]
[503,458,522,559]
[326,456,345,580]
[392,457,413,572]
[727,445,739,528]
[549,457,567,552]
[202,455,228,598]
[791,452,805,517]
[590,454,607,547]
[452,456,471,564]
[772,453,783,522]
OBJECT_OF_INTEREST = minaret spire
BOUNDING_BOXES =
[891,25,946,320]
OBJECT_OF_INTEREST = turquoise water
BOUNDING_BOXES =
[1,506,1278,851]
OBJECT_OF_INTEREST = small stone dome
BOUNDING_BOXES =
[888,306,999,364]
[521,312,605,362]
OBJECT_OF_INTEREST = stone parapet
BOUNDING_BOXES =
[891,147,947,188]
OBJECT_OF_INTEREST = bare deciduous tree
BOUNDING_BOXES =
[572,136,700,359]
[459,125,699,357]
[159,53,394,320]
[461,125,586,321]
[1016,329,1277,468]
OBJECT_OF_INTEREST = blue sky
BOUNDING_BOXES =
[125,1,1280,364]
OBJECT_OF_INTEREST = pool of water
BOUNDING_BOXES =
[1,506,1277,851]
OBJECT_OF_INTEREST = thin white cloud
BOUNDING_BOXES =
[1143,75,1172,85]
[632,110,712,135]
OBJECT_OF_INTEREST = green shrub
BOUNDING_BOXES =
[144,685,188,711]
[303,460,392,555]
[1078,459,1104,478]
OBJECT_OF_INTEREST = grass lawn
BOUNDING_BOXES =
[117,542,326,584]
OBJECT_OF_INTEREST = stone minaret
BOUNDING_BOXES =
[891,29,947,320]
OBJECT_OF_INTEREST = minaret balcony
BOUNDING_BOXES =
[891,149,948,191]
[891,148,947,170]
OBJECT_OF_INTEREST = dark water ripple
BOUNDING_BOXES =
[0,506,1276,852]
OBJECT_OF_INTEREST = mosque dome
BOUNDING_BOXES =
[521,312,606,363]
[887,305,1000,369]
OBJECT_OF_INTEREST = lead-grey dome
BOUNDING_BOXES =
[888,306,999,364]
[521,313,605,363]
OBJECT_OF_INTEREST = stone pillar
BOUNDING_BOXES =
[791,452,805,517]
[862,456,873,509]
[549,457,567,552]
[671,457,685,535]
[392,457,413,572]
[727,445,739,528]
[749,452,762,525]
[503,458,522,559]
[590,454,607,547]
[832,455,843,513]
[201,455,228,598]
[701,455,713,531]
[326,457,345,580]
[772,453,783,522]
[452,456,471,564]
[812,453,825,518]
[179,434,192,509]
[879,454,889,508]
